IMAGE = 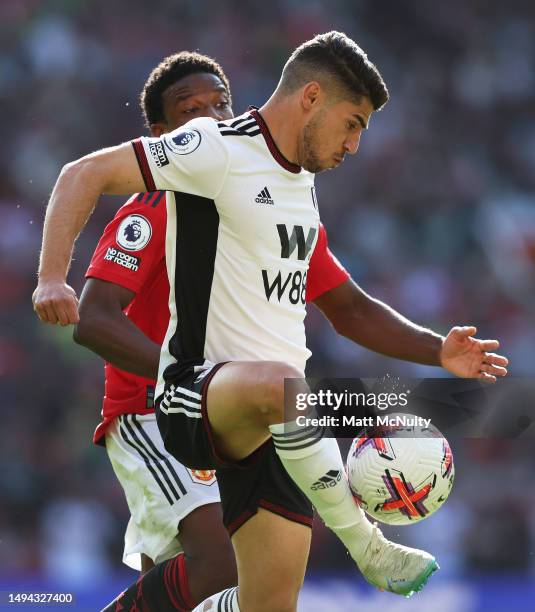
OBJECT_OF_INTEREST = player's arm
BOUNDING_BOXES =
[314,279,443,365]
[315,280,508,379]
[33,143,147,325]
[73,279,160,379]
[306,226,438,361]
[33,118,229,326]
[309,225,508,380]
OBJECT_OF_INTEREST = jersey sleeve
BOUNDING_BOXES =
[306,223,350,302]
[85,191,167,294]
[132,117,230,199]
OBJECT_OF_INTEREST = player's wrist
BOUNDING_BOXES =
[437,334,447,368]
[37,278,68,290]
[37,268,68,284]
[431,333,446,368]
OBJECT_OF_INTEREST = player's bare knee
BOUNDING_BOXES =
[254,362,302,425]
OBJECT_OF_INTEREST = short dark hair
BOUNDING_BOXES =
[279,31,388,110]
[140,51,231,127]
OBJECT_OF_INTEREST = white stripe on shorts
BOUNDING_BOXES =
[159,385,202,418]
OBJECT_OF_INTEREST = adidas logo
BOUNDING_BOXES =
[311,469,342,490]
[255,187,274,205]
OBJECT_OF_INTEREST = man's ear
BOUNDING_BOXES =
[301,81,322,111]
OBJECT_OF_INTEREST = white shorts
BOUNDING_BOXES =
[105,413,221,571]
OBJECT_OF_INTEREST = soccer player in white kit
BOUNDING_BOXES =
[33,32,508,611]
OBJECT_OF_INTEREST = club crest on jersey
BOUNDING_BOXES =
[187,469,216,486]
[164,129,202,155]
[116,214,152,251]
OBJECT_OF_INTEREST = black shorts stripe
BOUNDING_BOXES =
[121,416,182,502]
[119,418,175,505]
[131,415,187,496]
[217,587,233,612]
[217,589,225,612]
[230,587,238,611]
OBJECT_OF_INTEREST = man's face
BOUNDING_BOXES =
[298,96,373,173]
[151,72,233,136]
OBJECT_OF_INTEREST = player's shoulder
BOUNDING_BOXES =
[107,197,162,253]
[114,191,167,222]
[106,191,167,250]
[215,111,261,139]
[167,116,223,142]
[161,116,233,161]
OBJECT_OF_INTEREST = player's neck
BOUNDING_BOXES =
[258,96,301,167]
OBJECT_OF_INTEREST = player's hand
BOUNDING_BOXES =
[440,326,508,382]
[32,280,80,326]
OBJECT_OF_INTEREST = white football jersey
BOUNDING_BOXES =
[132,110,320,397]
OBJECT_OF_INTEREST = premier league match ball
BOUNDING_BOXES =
[346,415,455,525]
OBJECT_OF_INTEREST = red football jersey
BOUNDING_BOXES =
[86,193,349,444]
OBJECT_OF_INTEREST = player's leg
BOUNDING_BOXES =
[189,441,313,611]
[204,361,301,461]
[139,502,236,592]
[140,553,154,573]
[102,504,237,612]
[104,414,236,609]
[203,361,438,597]
[178,502,236,602]
[192,509,311,612]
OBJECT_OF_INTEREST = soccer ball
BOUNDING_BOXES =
[346,415,455,525]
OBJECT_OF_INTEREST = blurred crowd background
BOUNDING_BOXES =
[1,0,534,610]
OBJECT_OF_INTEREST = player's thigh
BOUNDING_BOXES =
[179,502,230,559]
[231,508,311,612]
[206,360,301,461]
[140,554,155,573]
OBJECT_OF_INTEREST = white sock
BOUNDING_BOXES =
[191,586,240,612]
[270,421,373,562]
